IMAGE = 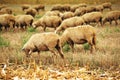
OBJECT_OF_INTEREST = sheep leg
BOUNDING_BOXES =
[87,38,95,53]
[68,40,74,53]
[115,20,118,25]
[43,26,46,31]
[56,44,64,59]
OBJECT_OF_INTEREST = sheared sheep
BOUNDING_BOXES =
[15,15,34,29]
[81,12,103,25]
[61,12,74,20]
[102,2,112,10]
[55,16,84,33]
[0,14,15,31]
[25,8,37,17]
[102,10,120,25]
[32,16,62,31]
[22,32,64,59]
[59,25,96,53]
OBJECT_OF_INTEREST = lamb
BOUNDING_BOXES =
[81,12,103,25]
[61,12,74,20]
[22,32,64,59]
[0,14,15,31]
[32,16,62,31]
[102,2,112,10]
[102,10,120,25]
[15,15,34,29]
[59,25,96,53]
[55,16,84,33]
[25,8,37,17]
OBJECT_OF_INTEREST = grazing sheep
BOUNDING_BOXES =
[59,25,96,53]
[85,6,96,13]
[71,3,87,12]
[81,12,103,25]
[74,7,86,16]
[102,10,120,25]
[62,4,71,12]
[22,32,64,58]
[95,5,104,12]
[102,2,112,10]
[25,8,37,17]
[44,11,61,17]
[55,16,84,33]
[0,7,12,14]
[61,12,74,20]
[15,15,34,29]
[33,4,45,12]
[51,4,63,12]
[21,4,30,11]
[0,14,15,31]
[32,16,62,31]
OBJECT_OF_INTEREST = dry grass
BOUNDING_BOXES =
[0,2,120,79]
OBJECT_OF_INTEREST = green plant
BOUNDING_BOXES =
[83,43,90,50]
[0,36,10,47]
[63,43,70,52]
[27,27,36,32]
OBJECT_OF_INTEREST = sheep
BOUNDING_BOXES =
[55,16,84,33]
[85,6,96,13]
[70,3,87,12]
[44,11,61,17]
[21,4,30,11]
[22,32,64,59]
[95,5,104,12]
[15,15,34,29]
[25,8,37,17]
[74,7,86,16]
[0,7,12,14]
[51,4,63,12]
[102,2,112,10]
[102,10,120,25]
[59,25,96,53]
[32,16,62,31]
[81,12,103,25]
[33,4,45,12]
[62,4,71,12]
[61,12,74,20]
[0,14,15,31]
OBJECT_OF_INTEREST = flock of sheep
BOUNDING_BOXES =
[0,2,120,58]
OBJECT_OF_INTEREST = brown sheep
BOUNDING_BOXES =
[102,10,120,25]
[61,12,74,20]
[51,4,63,12]
[15,15,34,29]
[85,6,96,13]
[22,32,64,59]
[25,8,37,17]
[81,12,103,25]
[59,25,96,53]
[102,2,112,10]
[32,16,62,31]
[0,14,15,31]
[55,16,84,33]
[21,4,30,11]
[33,4,45,12]
[0,7,12,14]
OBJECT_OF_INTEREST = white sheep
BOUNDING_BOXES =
[59,25,96,53]
[22,32,64,59]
